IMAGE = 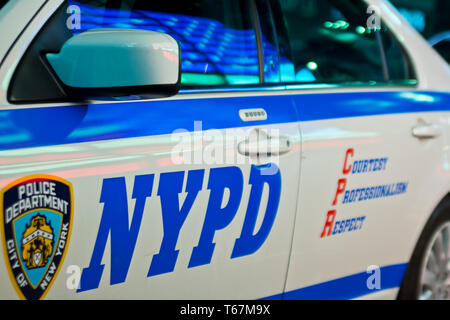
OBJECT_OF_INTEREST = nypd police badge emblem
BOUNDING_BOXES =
[1,175,73,300]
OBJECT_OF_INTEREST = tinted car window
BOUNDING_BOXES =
[270,0,415,85]
[432,40,450,64]
[0,0,9,11]
[389,0,450,63]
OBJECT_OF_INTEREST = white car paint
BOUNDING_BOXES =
[0,0,448,300]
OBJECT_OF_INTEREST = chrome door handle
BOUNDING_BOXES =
[238,129,292,156]
[412,122,441,139]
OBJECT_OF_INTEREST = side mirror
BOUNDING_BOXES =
[46,29,180,99]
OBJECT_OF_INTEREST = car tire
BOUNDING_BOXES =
[398,198,450,300]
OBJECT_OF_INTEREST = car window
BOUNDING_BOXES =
[0,0,9,11]
[70,0,260,88]
[389,0,450,64]
[267,0,416,86]
[431,40,450,64]
[9,0,268,103]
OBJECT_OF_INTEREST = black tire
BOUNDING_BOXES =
[398,197,450,300]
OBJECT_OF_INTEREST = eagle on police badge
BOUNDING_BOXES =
[21,214,54,269]
[1,175,73,300]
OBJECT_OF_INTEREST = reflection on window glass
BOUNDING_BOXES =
[274,0,415,85]
[389,0,450,63]
[71,0,260,87]
[0,0,10,12]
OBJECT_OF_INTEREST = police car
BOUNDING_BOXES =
[0,0,449,301]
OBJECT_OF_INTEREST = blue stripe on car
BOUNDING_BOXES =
[0,91,449,151]
[261,263,408,300]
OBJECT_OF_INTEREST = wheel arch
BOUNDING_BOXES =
[397,192,450,299]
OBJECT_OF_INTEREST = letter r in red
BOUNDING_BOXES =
[320,210,336,238]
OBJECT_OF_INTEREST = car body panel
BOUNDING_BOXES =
[0,0,449,300]
[0,0,47,67]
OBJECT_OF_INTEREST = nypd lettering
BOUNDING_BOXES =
[1,175,73,300]
[78,163,281,292]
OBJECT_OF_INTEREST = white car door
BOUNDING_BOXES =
[260,0,450,300]
[0,0,301,300]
